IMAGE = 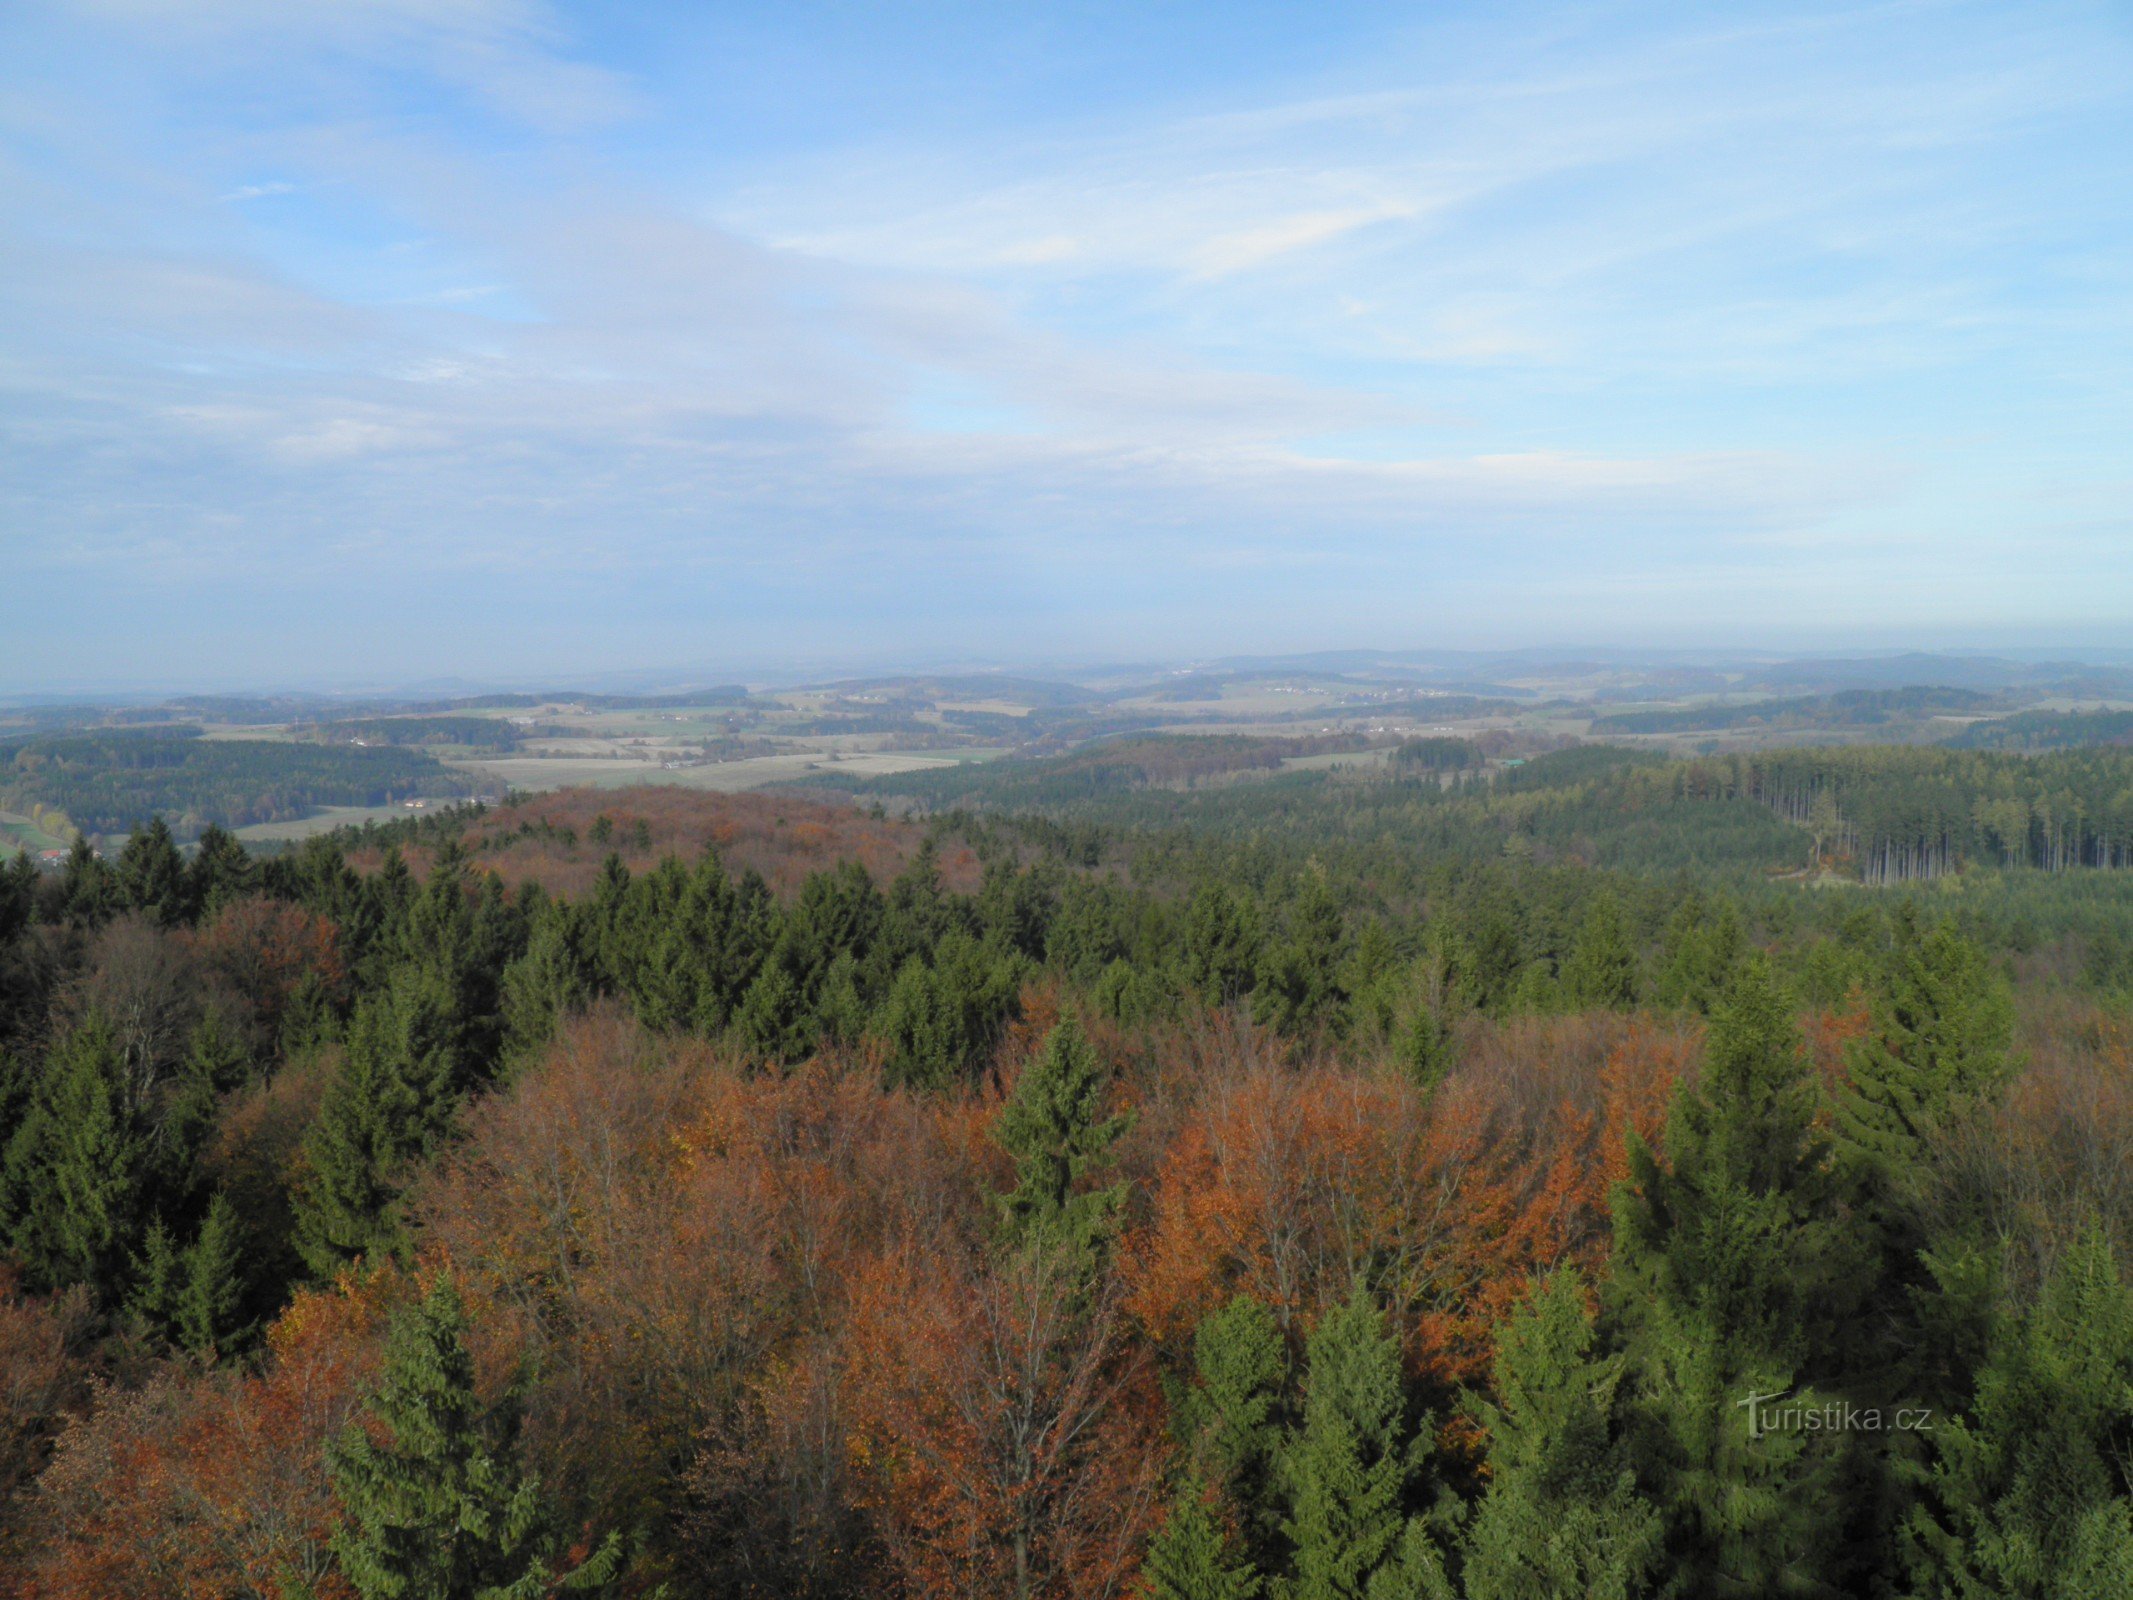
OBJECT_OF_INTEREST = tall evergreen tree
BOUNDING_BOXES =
[327,1275,622,1599]
[176,1191,249,1352]
[498,904,593,1058]
[1608,954,1861,1595]
[1835,917,2014,1369]
[1562,890,1639,1010]
[293,972,461,1275]
[1906,1224,2133,1599]
[186,822,257,917]
[1282,1283,1454,1600]
[993,1014,1132,1260]
[117,817,190,926]
[1145,1478,1262,1600]
[127,1214,182,1335]
[1177,1294,1290,1575]
[1463,1269,1660,1600]
[59,834,117,927]
[1,1013,146,1299]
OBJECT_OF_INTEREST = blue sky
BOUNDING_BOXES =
[2,1,2129,689]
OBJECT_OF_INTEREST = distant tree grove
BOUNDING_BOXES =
[0,781,2129,1597]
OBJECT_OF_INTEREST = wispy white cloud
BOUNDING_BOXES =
[0,0,2128,683]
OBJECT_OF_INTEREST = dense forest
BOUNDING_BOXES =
[1,763,2130,1598]
[1,729,468,838]
[1589,685,1996,736]
[298,717,526,752]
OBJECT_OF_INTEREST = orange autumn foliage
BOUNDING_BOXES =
[22,1273,394,1600]
[1125,1018,1686,1390]
[841,1241,1163,1600]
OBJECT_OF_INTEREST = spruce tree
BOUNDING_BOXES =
[176,1191,248,1352]
[294,972,462,1275]
[1906,1224,2133,1599]
[1835,918,2014,1374]
[1145,1478,1262,1600]
[1562,890,1639,1010]
[498,905,593,1058]
[1608,953,1860,1595]
[993,1015,1132,1260]
[187,822,257,917]
[1282,1283,1454,1600]
[117,816,190,926]
[127,1214,182,1336]
[327,1275,622,1599]
[1178,1295,1290,1574]
[2,1014,146,1299]
[1463,1269,1659,1600]
[59,835,117,927]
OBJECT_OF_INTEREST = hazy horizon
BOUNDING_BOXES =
[5,1,2129,687]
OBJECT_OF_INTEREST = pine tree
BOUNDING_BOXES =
[1145,1478,1262,1600]
[327,1275,623,1599]
[294,973,461,1276]
[1838,916,2012,1200]
[879,955,959,1090]
[1282,1283,1453,1600]
[1182,883,1263,1003]
[1906,1224,2133,1599]
[1561,891,1639,1010]
[994,1015,1133,1260]
[176,1191,248,1353]
[1463,1270,1660,1600]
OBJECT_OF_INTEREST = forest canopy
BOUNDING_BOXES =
[2,746,2131,1598]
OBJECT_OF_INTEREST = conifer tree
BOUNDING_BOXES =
[499,905,593,1057]
[1177,1295,1289,1574]
[127,1214,181,1335]
[59,834,117,927]
[294,972,461,1275]
[1182,883,1263,1003]
[176,1191,248,1352]
[1253,877,1347,1036]
[735,954,807,1063]
[1906,1224,2133,1599]
[2,1013,146,1299]
[1145,1478,1262,1600]
[993,1014,1132,1260]
[186,822,257,918]
[1608,954,1860,1594]
[1462,1269,1659,1600]
[1562,890,1639,1010]
[327,1275,622,1599]
[1836,917,2016,1379]
[117,816,190,926]
[1282,1283,1454,1600]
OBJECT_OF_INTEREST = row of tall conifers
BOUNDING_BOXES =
[1645,746,2133,881]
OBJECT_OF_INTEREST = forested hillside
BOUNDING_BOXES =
[1,728,467,837]
[1,774,2130,1597]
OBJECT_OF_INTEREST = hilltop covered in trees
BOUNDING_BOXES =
[1,728,467,838]
[1,767,2130,1596]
